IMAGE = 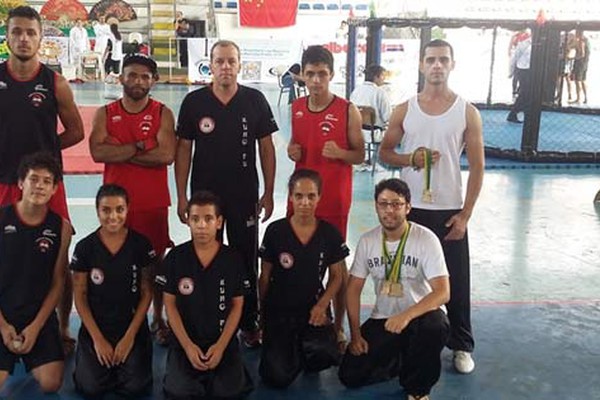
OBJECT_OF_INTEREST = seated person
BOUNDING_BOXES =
[282,63,306,104]
[71,184,154,398]
[258,169,347,388]
[338,178,450,400]
[159,191,253,399]
[350,64,391,131]
[0,152,72,393]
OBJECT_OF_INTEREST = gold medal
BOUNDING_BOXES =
[422,188,433,203]
[389,282,404,297]
[380,280,392,295]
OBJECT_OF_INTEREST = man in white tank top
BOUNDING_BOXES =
[379,39,484,375]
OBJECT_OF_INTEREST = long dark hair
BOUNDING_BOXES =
[110,23,121,41]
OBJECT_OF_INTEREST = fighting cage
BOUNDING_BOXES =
[346,18,600,163]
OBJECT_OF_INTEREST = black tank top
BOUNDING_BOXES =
[0,63,60,184]
[0,205,62,328]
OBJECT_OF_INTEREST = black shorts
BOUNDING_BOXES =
[573,59,588,81]
[0,313,63,374]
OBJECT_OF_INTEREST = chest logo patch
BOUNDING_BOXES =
[279,252,294,269]
[179,277,194,295]
[139,121,153,136]
[90,268,104,285]
[199,117,215,134]
[35,236,53,253]
[28,92,46,108]
[319,121,334,136]
[294,110,303,118]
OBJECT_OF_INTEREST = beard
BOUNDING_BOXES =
[123,85,150,101]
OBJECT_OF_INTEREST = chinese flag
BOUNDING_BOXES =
[239,0,299,27]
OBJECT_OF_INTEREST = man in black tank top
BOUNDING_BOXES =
[0,6,84,353]
[0,152,73,393]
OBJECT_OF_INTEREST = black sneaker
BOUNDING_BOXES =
[506,112,522,123]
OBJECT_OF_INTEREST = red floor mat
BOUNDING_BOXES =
[61,105,104,174]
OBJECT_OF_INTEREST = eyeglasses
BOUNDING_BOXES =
[376,201,406,210]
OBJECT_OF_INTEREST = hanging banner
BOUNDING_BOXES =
[239,0,299,28]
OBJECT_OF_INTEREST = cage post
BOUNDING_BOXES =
[521,23,547,155]
[417,26,432,92]
[346,22,358,99]
[365,19,382,67]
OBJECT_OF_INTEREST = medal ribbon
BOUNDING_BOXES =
[424,148,432,193]
[382,222,411,283]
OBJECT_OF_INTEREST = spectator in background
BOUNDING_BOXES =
[105,23,123,76]
[508,29,530,98]
[281,63,306,104]
[93,15,111,57]
[571,29,590,105]
[176,18,195,69]
[69,19,88,75]
[507,31,532,123]
[350,64,391,130]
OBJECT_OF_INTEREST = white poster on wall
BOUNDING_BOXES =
[187,38,303,84]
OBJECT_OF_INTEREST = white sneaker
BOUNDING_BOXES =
[453,350,475,374]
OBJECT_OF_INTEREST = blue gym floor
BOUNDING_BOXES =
[2,83,599,400]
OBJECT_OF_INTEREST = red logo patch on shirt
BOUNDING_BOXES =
[279,252,294,269]
[199,117,215,134]
[178,277,194,295]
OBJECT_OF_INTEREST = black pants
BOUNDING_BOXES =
[339,311,449,397]
[512,68,531,114]
[260,315,339,388]
[73,325,152,399]
[409,208,474,352]
[220,199,260,332]
[163,340,253,399]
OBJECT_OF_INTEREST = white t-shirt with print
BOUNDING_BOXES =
[350,222,448,319]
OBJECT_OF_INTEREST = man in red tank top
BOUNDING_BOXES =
[287,45,364,351]
[89,54,176,346]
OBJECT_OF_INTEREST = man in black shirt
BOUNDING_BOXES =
[175,39,277,347]
[159,191,253,399]
[0,152,72,393]
[0,6,84,352]
[258,169,348,388]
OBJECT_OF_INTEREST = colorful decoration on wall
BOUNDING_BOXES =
[40,0,88,21]
[89,0,137,22]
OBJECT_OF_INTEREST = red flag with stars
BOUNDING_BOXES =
[239,0,299,27]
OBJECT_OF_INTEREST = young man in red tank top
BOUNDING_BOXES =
[89,54,176,346]
[0,6,84,353]
[287,45,364,351]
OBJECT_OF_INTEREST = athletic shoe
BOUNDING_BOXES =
[506,112,522,123]
[408,395,430,400]
[453,350,475,374]
[240,329,262,348]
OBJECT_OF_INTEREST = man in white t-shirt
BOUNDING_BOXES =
[338,178,449,400]
[69,19,88,66]
[350,64,391,130]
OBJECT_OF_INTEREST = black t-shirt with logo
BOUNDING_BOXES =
[176,85,278,202]
[160,242,244,346]
[259,218,349,318]
[70,229,155,338]
[0,205,62,329]
[0,63,61,184]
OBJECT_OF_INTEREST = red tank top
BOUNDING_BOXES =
[291,96,352,216]
[103,99,170,210]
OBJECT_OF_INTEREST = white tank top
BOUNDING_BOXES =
[400,95,466,210]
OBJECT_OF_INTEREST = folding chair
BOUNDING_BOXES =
[357,106,382,176]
